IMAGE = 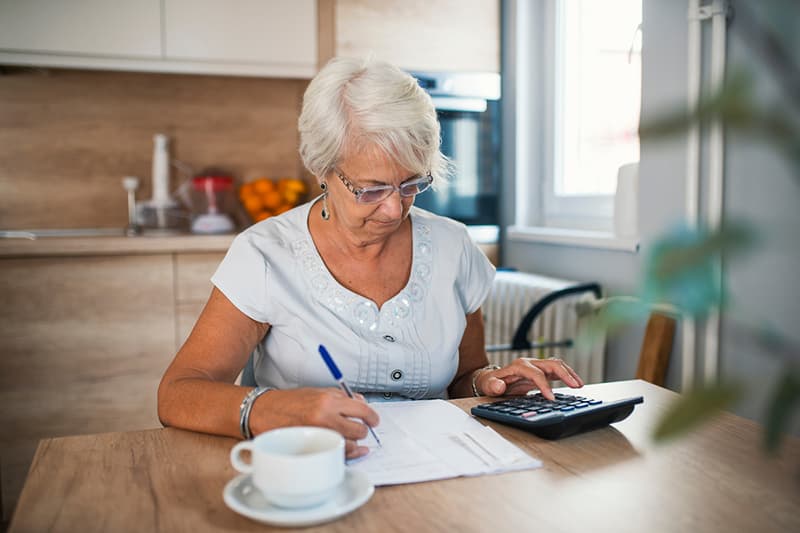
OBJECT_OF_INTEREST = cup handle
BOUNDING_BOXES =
[230,441,255,474]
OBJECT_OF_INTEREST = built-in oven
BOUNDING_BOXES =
[409,71,501,240]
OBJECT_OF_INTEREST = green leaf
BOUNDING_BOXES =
[641,222,757,317]
[764,369,800,454]
[653,382,744,442]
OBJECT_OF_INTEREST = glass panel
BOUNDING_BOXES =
[414,102,500,225]
[555,0,641,197]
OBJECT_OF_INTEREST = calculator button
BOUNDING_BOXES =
[559,406,575,412]
[588,399,602,405]
[574,403,589,408]
[521,411,538,418]
[536,408,553,413]
[510,409,526,415]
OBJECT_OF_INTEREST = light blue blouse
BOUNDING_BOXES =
[212,200,496,401]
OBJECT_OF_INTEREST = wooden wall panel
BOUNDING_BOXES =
[0,67,309,229]
[334,0,500,72]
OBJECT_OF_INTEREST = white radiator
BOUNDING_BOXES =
[483,271,606,383]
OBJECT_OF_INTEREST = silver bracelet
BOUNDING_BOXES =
[239,386,272,439]
[472,365,501,397]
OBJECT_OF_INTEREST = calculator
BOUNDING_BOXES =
[471,392,644,440]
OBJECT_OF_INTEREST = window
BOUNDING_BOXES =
[512,0,642,235]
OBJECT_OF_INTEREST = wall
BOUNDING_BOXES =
[0,67,309,229]
[719,1,800,426]
[503,0,800,429]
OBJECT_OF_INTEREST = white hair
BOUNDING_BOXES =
[298,56,451,183]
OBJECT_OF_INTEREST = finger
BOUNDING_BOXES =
[345,440,370,460]
[335,418,371,441]
[337,397,380,428]
[517,363,555,400]
[540,359,582,388]
[559,361,584,387]
[481,375,507,396]
[503,380,538,396]
[495,363,554,400]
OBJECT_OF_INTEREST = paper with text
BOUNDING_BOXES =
[347,400,542,486]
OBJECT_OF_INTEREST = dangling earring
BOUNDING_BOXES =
[320,181,330,221]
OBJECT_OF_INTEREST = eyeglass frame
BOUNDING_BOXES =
[332,167,434,205]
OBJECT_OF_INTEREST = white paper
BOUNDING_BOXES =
[347,400,542,486]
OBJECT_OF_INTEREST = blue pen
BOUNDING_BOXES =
[318,344,382,447]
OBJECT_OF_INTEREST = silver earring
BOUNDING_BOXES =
[320,182,330,220]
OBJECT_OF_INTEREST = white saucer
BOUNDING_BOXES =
[223,469,374,528]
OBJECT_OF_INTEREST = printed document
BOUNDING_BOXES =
[347,399,542,486]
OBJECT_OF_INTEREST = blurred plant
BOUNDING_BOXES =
[587,1,800,452]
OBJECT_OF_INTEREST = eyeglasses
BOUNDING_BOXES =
[334,168,433,205]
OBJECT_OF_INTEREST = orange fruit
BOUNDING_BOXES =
[281,190,299,206]
[242,195,263,214]
[273,204,292,215]
[239,182,255,200]
[253,178,275,194]
[262,190,283,210]
[254,211,271,222]
[278,178,308,194]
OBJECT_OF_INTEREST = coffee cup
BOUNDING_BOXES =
[230,426,345,508]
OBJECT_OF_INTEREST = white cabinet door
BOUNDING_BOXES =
[0,0,161,58]
[164,0,316,75]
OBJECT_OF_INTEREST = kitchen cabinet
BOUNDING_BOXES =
[320,0,500,73]
[0,0,318,78]
[0,244,226,521]
[0,0,161,58]
[174,252,226,345]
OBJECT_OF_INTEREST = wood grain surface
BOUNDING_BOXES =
[8,380,800,533]
[0,254,176,521]
[0,67,309,229]
[332,0,500,73]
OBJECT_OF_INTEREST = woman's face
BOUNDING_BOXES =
[325,148,416,244]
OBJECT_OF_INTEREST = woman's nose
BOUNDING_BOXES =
[379,190,404,218]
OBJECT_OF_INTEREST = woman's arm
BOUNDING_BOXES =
[448,309,490,398]
[157,287,379,457]
[158,287,271,437]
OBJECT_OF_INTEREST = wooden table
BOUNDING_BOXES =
[8,380,800,532]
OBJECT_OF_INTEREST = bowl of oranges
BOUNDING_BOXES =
[239,177,309,223]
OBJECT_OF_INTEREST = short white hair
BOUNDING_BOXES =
[298,56,450,183]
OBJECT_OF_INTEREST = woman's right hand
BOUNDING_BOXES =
[248,387,380,459]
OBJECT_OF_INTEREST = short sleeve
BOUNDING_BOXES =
[210,233,271,323]
[456,229,496,314]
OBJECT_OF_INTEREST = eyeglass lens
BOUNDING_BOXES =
[357,176,432,204]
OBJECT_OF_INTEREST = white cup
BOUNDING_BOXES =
[230,426,345,508]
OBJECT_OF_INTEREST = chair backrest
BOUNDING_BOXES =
[635,312,676,386]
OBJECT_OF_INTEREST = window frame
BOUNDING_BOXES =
[512,0,639,234]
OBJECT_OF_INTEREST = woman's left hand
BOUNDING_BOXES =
[475,358,584,400]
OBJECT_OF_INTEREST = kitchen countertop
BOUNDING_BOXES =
[0,227,498,263]
[0,233,236,258]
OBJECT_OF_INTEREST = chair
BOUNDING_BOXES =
[635,312,676,386]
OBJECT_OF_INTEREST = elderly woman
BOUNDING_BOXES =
[158,57,584,458]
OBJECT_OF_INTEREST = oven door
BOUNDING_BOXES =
[414,100,500,226]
